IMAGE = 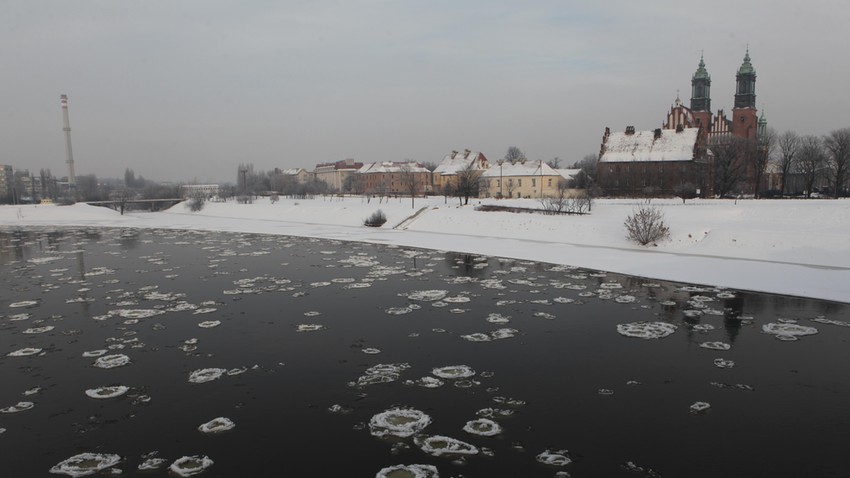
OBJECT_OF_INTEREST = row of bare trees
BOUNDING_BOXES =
[772,128,850,198]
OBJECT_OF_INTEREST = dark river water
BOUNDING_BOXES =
[0,227,848,478]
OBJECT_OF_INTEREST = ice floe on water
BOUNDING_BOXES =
[699,341,731,351]
[49,452,122,477]
[536,449,572,466]
[385,307,414,316]
[762,322,818,341]
[689,401,711,413]
[432,365,475,379]
[9,300,39,308]
[362,347,381,355]
[197,320,221,328]
[375,464,439,478]
[1,401,34,413]
[295,324,325,332]
[405,290,448,302]
[811,316,850,327]
[369,407,432,438]
[713,358,736,369]
[415,435,479,457]
[460,333,491,342]
[169,455,213,477]
[616,322,677,339]
[23,325,54,334]
[6,347,43,357]
[404,376,444,388]
[463,418,502,437]
[485,313,511,324]
[188,368,227,383]
[108,309,164,319]
[93,354,131,369]
[198,417,235,434]
[137,455,167,471]
[443,295,471,303]
[356,363,411,387]
[85,386,130,399]
[477,407,515,419]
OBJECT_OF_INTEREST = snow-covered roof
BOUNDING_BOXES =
[481,160,560,178]
[434,150,489,176]
[278,168,306,175]
[600,128,699,163]
[358,162,431,174]
[556,168,582,181]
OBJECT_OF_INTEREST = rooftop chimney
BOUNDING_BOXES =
[625,126,635,135]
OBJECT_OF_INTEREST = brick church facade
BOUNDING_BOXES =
[598,51,768,197]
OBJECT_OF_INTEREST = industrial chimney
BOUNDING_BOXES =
[60,94,76,189]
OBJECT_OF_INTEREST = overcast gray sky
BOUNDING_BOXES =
[2,1,847,183]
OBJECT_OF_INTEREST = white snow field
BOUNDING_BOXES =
[2,196,848,303]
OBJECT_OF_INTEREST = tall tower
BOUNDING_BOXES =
[60,94,76,188]
[691,55,711,114]
[731,50,758,140]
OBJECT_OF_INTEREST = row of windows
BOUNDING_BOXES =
[485,178,555,188]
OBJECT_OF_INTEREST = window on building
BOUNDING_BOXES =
[518,179,522,187]
[532,178,536,187]
[548,178,552,186]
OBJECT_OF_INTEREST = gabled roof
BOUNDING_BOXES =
[278,168,307,175]
[357,162,430,174]
[600,128,700,163]
[434,150,489,176]
[556,168,582,181]
[481,160,560,178]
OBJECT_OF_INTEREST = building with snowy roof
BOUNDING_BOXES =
[597,126,709,197]
[314,159,363,192]
[433,149,490,193]
[479,160,568,199]
[357,161,432,196]
[598,51,768,197]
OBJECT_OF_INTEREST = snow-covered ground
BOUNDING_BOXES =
[2,196,848,303]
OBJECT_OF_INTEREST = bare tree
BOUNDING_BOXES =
[797,135,827,198]
[76,174,100,201]
[399,163,419,209]
[774,130,800,197]
[823,127,850,198]
[710,138,749,197]
[455,162,482,205]
[546,157,561,169]
[504,146,524,163]
[752,127,777,198]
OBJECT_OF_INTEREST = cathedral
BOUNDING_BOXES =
[664,50,767,143]
[598,51,768,197]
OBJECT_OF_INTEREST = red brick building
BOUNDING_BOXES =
[598,51,768,197]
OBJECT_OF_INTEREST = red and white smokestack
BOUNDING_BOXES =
[60,94,76,188]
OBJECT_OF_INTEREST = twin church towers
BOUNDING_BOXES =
[664,50,766,142]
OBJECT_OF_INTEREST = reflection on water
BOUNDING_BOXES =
[0,227,848,477]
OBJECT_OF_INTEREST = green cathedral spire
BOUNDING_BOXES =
[690,53,711,112]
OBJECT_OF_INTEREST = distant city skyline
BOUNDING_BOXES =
[2,1,847,183]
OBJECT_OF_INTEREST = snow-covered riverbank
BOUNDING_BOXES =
[2,196,848,303]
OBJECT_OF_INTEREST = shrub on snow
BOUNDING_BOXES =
[625,204,669,245]
[364,209,387,227]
